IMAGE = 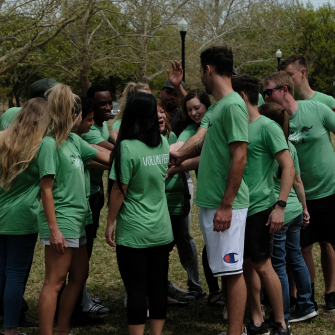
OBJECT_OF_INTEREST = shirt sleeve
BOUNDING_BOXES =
[109,142,132,185]
[168,132,178,145]
[38,137,57,179]
[177,125,197,143]
[318,102,335,132]
[112,119,121,130]
[77,136,98,164]
[200,105,214,129]
[222,103,248,144]
[81,127,105,145]
[264,122,289,156]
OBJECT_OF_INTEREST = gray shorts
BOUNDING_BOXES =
[40,236,87,248]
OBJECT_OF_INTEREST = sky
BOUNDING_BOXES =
[301,0,335,7]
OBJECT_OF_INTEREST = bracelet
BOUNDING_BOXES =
[184,194,191,199]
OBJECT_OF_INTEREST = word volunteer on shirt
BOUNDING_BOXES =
[142,154,169,166]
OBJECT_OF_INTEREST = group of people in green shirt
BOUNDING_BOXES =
[1,46,335,335]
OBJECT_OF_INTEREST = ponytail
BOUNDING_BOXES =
[46,83,81,147]
[258,102,290,179]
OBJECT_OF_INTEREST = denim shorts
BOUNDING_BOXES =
[40,236,87,248]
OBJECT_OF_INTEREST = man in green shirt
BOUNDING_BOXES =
[263,71,335,313]
[232,75,293,334]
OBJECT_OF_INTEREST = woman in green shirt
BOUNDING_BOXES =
[37,84,111,335]
[0,98,48,335]
[106,92,173,335]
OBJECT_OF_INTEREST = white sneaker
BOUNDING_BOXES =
[167,281,188,296]
[218,327,247,335]
[289,309,318,323]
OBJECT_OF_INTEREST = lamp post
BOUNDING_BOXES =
[276,49,282,70]
[178,17,188,82]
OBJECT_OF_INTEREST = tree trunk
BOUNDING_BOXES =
[80,67,91,96]
[8,94,14,108]
[139,56,149,84]
[14,92,20,107]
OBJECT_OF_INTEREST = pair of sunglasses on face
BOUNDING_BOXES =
[263,86,283,97]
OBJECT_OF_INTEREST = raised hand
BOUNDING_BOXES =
[167,61,183,88]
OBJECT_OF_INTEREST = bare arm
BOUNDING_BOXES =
[105,182,128,247]
[170,141,185,152]
[178,127,207,152]
[96,140,114,151]
[93,151,112,166]
[111,129,119,144]
[213,142,247,232]
[40,175,68,254]
[167,156,200,177]
[293,173,310,227]
[267,149,295,233]
[86,160,110,170]
[90,144,111,153]
[169,137,204,167]
[167,61,187,101]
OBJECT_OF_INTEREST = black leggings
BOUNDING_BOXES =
[202,245,223,292]
[117,244,169,325]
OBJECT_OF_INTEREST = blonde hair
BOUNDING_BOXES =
[263,71,294,96]
[0,98,49,190]
[114,82,150,122]
[46,83,81,147]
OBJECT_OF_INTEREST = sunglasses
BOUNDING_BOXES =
[263,86,283,97]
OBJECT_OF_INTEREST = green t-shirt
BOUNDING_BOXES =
[257,93,265,107]
[196,92,249,209]
[81,122,110,194]
[244,116,288,217]
[38,133,98,238]
[0,157,40,235]
[307,91,335,110]
[273,141,302,224]
[0,107,22,131]
[112,119,122,130]
[165,132,184,215]
[109,136,173,248]
[200,104,215,129]
[289,101,335,200]
[177,123,199,143]
[84,168,93,226]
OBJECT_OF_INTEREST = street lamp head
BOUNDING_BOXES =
[276,49,282,58]
[178,17,188,32]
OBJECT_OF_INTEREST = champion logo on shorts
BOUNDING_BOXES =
[223,253,239,264]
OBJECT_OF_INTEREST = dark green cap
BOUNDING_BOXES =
[29,78,58,99]
[162,79,186,90]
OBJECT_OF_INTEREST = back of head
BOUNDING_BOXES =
[80,96,94,120]
[258,102,290,142]
[113,92,161,195]
[0,98,48,190]
[200,45,233,77]
[279,54,308,75]
[46,83,81,147]
[29,78,58,99]
[182,88,211,124]
[263,71,294,96]
[231,75,260,106]
[117,82,151,118]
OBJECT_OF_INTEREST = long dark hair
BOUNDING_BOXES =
[182,88,211,125]
[113,92,162,194]
[259,102,290,179]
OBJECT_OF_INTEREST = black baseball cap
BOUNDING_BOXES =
[29,78,58,99]
[162,79,186,90]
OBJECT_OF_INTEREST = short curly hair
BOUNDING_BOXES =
[80,96,94,119]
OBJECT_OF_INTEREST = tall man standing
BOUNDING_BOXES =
[263,71,335,313]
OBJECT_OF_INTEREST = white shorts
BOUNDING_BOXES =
[199,207,248,277]
[40,236,87,248]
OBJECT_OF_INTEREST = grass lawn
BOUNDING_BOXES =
[17,126,335,334]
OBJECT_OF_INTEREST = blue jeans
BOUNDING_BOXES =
[0,233,37,329]
[272,214,315,324]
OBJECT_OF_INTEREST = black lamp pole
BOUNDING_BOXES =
[180,31,186,82]
[277,57,281,70]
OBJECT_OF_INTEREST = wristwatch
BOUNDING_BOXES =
[276,200,287,208]
[184,194,191,199]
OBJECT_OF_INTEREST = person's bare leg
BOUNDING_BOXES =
[301,245,315,283]
[253,258,285,327]
[243,258,263,325]
[319,241,335,294]
[226,273,247,335]
[38,246,73,335]
[4,329,18,335]
[129,324,145,335]
[149,319,165,335]
[57,245,89,333]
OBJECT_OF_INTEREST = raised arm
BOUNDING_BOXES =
[167,61,187,101]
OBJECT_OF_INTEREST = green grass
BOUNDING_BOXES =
[17,126,335,334]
